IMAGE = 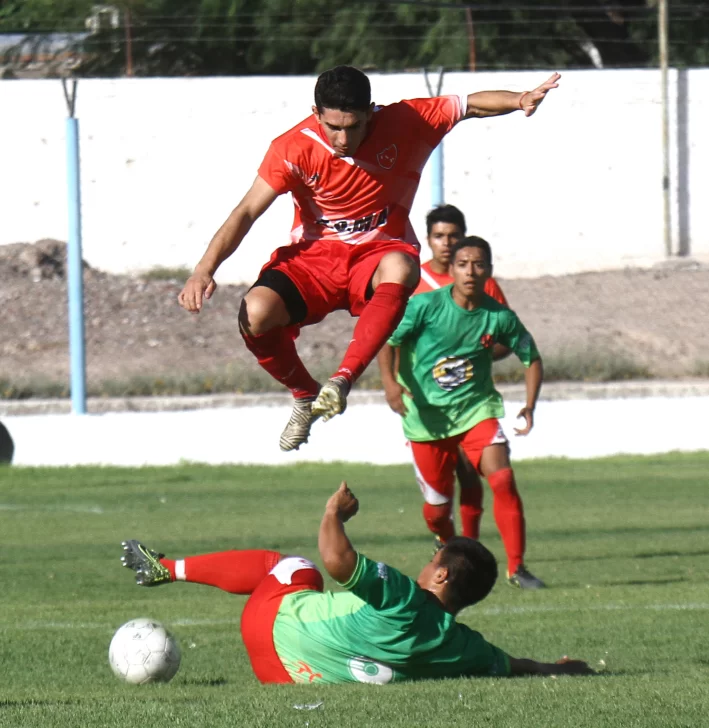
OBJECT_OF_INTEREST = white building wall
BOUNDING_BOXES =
[1,69,707,283]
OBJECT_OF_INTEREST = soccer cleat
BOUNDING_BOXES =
[507,565,546,590]
[311,376,350,422]
[121,540,171,587]
[432,535,446,555]
[279,396,319,452]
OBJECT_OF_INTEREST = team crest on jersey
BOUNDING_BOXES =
[480,334,494,349]
[376,144,398,169]
[432,356,474,392]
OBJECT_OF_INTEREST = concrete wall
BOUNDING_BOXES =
[2,392,707,467]
[2,69,708,283]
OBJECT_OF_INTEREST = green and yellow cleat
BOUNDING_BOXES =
[121,540,171,587]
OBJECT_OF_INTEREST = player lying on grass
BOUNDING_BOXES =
[120,483,593,684]
[178,65,561,453]
[379,236,545,589]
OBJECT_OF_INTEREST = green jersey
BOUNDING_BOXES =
[272,553,510,684]
[388,285,540,442]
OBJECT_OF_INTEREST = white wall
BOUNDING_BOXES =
[2,69,707,283]
[2,395,707,467]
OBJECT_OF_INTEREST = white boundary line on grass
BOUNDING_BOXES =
[4,603,708,631]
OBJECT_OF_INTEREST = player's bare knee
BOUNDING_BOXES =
[373,252,420,289]
[239,289,288,336]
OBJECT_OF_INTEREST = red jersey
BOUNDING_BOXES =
[258,96,466,248]
[414,260,508,306]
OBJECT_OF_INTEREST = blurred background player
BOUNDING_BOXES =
[120,483,592,683]
[379,237,546,589]
[178,65,561,452]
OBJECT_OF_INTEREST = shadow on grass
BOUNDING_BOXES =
[598,577,687,587]
[179,677,229,687]
[634,549,709,559]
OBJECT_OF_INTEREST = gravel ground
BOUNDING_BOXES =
[2,240,708,396]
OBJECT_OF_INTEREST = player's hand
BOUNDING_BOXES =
[383,382,411,417]
[514,406,534,436]
[554,657,596,676]
[520,72,560,117]
[178,269,217,313]
[325,482,359,523]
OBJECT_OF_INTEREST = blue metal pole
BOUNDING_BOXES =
[66,114,87,414]
[430,143,444,207]
[423,67,445,208]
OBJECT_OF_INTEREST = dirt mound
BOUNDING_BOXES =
[1,240,708,396]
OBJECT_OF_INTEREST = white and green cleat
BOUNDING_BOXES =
[311,376,350,422]
[279,396,320,452]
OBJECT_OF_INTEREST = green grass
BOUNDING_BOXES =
[1,455,708,727]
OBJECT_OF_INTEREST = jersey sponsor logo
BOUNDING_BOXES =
[348,657,394,684]
[376,562,389,580]
[432,356,474,392]
[376,144,398,169]
[315,207,388,235]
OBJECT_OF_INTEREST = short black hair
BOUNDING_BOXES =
[450,235,493,267]
[438,536,498,610]
[426,204,467,235]
[314,66,371,113]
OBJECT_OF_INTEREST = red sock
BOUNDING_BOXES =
[459,483,484,540]
[422,502,455,542]
[487,468,526,574]
[241,325,319,399]
[160,550,282,594]
[335,282,411,384]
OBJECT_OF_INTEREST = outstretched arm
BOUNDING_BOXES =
[464,73,560,120]
[318,482,360,583]
[509,656,595,676]
[178,175,278,313]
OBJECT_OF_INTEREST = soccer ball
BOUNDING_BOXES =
[108,618,181,684]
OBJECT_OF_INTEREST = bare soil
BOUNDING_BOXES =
[1,240,708,396]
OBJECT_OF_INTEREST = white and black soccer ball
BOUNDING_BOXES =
[109,618,181,684]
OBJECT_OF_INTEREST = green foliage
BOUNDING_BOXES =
[1,0,708,76]
[0,455,708,726]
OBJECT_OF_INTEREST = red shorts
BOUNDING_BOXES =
[240,557,324,684]
[410,419,508,504]
[260,238,419,325]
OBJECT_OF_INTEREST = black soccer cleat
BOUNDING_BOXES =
[121,540,171,587]
[507,565,546,590]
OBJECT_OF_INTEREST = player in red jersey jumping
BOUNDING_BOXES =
[179,66,560,451]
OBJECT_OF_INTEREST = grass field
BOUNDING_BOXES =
[1,454,708,727]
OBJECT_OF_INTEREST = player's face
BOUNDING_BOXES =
[313,106,373,157]
[428,222,463,267]
[416,549,447,590]
[450,246,491,299]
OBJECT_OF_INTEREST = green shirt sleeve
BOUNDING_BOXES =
[339,553,424,614]
[455,624,512,677]
[388,295,426,347]
[497,310,540,367]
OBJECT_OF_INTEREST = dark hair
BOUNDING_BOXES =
[314,66,371,113]
[426,204,467,235]
[450,235,493,267]
[438,536,498,609]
